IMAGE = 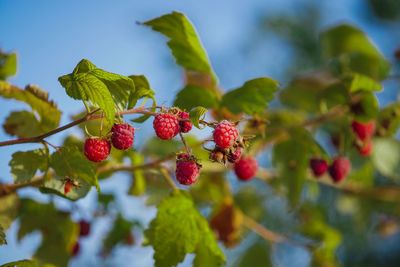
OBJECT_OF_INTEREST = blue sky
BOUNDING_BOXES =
[1,0,399,266]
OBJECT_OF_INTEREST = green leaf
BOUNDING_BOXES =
[235,242,272,267]
[0,51,17,80]
[58,59,136,122]
[0,225,6,246]
[0,260,39,267]
[221,78,278,115]
[102,214,136,255]
[371,138,400,180]
[145,192,225,267]
[0,194,19,232]
[344,73,382,92]
[143,137,181,158]
[129,152,146,196]
[9,149,48,183]
[376,102,400,137]
[50,146,98,190]
[3,111,43,138]
[351,91,379,122]
[144,11,217,84]
[174,85,218,111]
[320,24,390,80]
[17,199,78,266]
[0,82,61,130]
[189,106,208,129]
[128,75,157,123]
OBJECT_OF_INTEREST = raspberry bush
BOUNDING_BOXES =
[1,8,400,267]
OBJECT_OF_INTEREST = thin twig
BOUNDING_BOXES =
[178,132,191,154]
[159,168,178,191]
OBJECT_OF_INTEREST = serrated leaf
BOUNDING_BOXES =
[174,85,218,111]
[128,75,157,123]
[145,192,225,267]
[50,146,98,190]
[9,149,48,183]
[0,51,17,80]
[102,214,136,255]
[144,11,217,84]
[3,111,43,138]
[189,106,207,129]
[17,199,78,266]
[0,82,61,131]
[0,260,39,267]
[40,173,91,201]
[221,78,278,115]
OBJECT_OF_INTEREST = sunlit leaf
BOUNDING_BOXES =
[0,51,17,80]
[174,85,219,111]
[9,149,48,183]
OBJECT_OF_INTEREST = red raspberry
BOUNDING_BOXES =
[153,113,180,140]
[64,180,73,195]
[111,123,134,150]
[79,220,91,237]
[358,140,373,157]
[351,120,376,141]
[84,137,111,162]
[234,156,258,181]
[328,157,351,183]
[178,111,192,133]
[309,158,328,177]
[213,120,239,149]
[71,242,80,256]
[175,153,201,185]
[227,147,242,163]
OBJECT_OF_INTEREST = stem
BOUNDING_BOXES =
[242,215,286,243]
[178,132,191,154]
[159,168,178,191]
[0,176,45,196]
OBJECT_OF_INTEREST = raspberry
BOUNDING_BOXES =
[71,242,80,256]
[84,137,111,162]
[328,157,351,183]
[227,147,242,163]
[357,140,373,157]
[351,120,376,141]
[153,113,180,140]
[178,111,192,133]
[64,180,73,195]
[213,120,239,149]
[209,147,226,164]
[175,153,201,185]
[234,156,258,181]
[309,158,328,177]
[79,220,90,237]
[111,123,134,150]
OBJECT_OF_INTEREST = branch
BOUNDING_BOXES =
[0,176,45,196]
[0,107,155,147]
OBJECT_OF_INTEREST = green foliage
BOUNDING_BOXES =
[345,73,382,93]
[351,91,379,122]
[58,59,135,122]
[18,199,78,266]
[9,149,48,183]
[0,260,39,267]
[145,191,225,267]
[50,146,99,190]
[371,138,400,180]
[0,51,17,80]
[102,214,137,255]
[144,11,217,84]
[0,194,19,232]
[3,111,43,138]
[174,85,219,111]
[221,78,278,115]
[189,106,208,129]
[0,225,6,245]
[235,242,272,267]
[129,152,146,196]
[129,75,157,123]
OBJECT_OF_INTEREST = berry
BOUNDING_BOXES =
[178,111,192,133]
[309,158,328,177]
[84,137,111,162]
[79,220,91,237]
[153,113,180,140]
[71,242,80,256]
[351,120,376,141]
[111,123,134,150]
[328,157,351,183]
[175,153,201,185]
[209,147,226,164]
[358,140,373,157]
[64,180,73,195]
[227,147,242,163]
[213,120,239,149]
[234,156,258,181]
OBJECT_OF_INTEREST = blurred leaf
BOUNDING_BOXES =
[145,191,225,267]
[0,82,61,131]
[346,161,374,187]
[189,106,207,129]
[102,214,136,255]
[98,193,115,210]
[0,225,5,245]
[9,149,48,183]
[174,85,218,111]
[344,73,382,93]
[351,91,379,122]
[320,24,390,80]
[376,102,400,137]
[235,242,272,267]
[129,152,146,196]
[18,199,78,266]
[0,194,19,230]
[371,138,400,180]
[50,146,98,190]
[368,0,400,21]
[0,51,17,80]
[190,174,231,205]
[129,75,157,123]
[221,78,278,115]
[234,186,267,221]
[0,260,39,267]
[144,11,217,84]
[142,137,180,158]
[3,111,43,138]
